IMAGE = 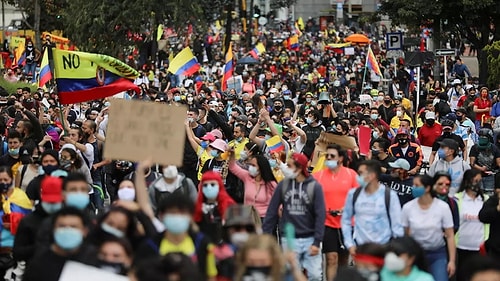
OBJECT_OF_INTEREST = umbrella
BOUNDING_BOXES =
[345,34,370,44]
[237,56,260,65]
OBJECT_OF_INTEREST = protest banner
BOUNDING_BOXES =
[103,99,187,166]
[311,131,357,169]
[59,261,128,281]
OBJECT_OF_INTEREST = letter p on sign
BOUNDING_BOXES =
[386,33,403,51]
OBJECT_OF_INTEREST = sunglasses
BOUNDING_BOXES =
[325,154,337,159]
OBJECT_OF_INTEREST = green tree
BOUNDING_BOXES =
[484,41,500,87]
[379,0,500,85]
[6,0,67,31]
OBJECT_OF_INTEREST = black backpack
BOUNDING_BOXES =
[151,177,191,205]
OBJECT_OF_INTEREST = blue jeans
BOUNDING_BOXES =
[425,247,448,281]
[281,237,322,281]
[24,62,36,82]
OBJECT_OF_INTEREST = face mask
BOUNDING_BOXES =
[187,117,195,123]
[248,166,259,177]
[65,192,90,210]
[384,252,406,272]
[311,101,317,106]
[371,149,380,158]
[54,227,84,250]
[456,115,464,121]
[117,187,135,201]
[240,150,248,160]
[471,182,482,193]
[201,141,209,149]
[99,260,127,275]
[397,138,408,145]
[163,214,191,234]
[356,175,368,188]
[274,105,282,111]
[282,167,298,179]
[60,159,72,169]
[41,202,62,214]
[437,148,446,159]
[174,96,181,102]
[187,97,194,102]
[372,131,379,139]
[163,165,178,178]
[244,266,272,278]
[264,135,271,141]
[245,106,253,112]
[370,114,378,120]
[8,148,19,156]
[412,186,426,198]
[230,232,249,246]
[227,101,234,106]
[426,119,435,126]
[268,159,277,168]
[210,150,220,158]
[478,137,490,147]
[306,117,313,124]
[284,95,290,100]
[0,182,11,193]
[104,102,111,107]
[384,99,391,104]
[202,183,219,199]
[377,96,384,101]
[101,222,125,238]
[235,137,243,142]
[42,164,59,175]
[396,111,402,117]
[269,94,275,99]
[306,98,312,103]
[325,160,338,169]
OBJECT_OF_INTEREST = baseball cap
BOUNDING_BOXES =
[438,139,459,151]
[40,176,63,203]
[425,112,436,120]
[441,119,455,130]
[291,153,309,177]
[201,133,216,142]
[389,158,411,171]
[210,129,223,139]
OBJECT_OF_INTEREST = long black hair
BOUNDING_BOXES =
[457,168,485,201]
[416,174,436,197]
[252,154,276,183]
[387,236,429,272]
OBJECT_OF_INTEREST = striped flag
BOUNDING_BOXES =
[39,49,52,87]
[366,46,382,76]
[265,135,285,153]
[249,43,266,59]
[221,42,234,91]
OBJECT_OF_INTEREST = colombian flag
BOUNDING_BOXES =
[167,47,200,76]
[221,42,234,91]
[2,188,32,235]
[14,45,26,67]
[288,35,299,51]
[249,43,266,59]
[53,49,140,104]
[366,46,382,76]
[265,135,285,153]
[39,49,52,87]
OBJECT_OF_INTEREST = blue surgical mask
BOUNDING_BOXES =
[101,222,125,238]
[437,148,446,159]
[236,137,243,142]
[201,141,209,149]
[372,131,379,139]
[174,96,181,102]
[268,159,277,168]
[54,227,83,250]
[284,95,290,100]
[65,192,89,210]
[356,175,368,188]
[202,183,219,199]
[8,148,19,156]
[227,101,233,106]
[41,202,62,214]
[210,150,220,158]
[163,214,191,234]
[370,114,378,120]
[325,160,338,169]
[411,186,426,198]
[306,117,313,124]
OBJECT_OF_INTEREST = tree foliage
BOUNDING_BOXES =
[270,0,297,9]
[6,0,67,31]
[484,41,500,87]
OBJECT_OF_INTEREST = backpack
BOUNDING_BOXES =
[19,164,29,188]
[352,186,392,229]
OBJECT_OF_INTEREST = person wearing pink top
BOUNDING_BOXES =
[229,154,277,219]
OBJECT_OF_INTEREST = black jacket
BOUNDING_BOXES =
[479,195,500,257]
[134,231,211,280]
[13,205,50,264]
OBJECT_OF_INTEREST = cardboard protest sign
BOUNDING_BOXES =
[310,132,357,168]
[104,99,186,166]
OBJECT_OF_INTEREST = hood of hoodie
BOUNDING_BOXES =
[154,173,186,192]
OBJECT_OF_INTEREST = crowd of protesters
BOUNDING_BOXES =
[0,18,496,281]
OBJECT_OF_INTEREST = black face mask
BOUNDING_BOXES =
[98,260,128,276]
[371,149,380,158]
[384,100,391,104]
[426,119,435,126]
[397,138,408,145]
[274,105,282,112]
[456,115,464,121]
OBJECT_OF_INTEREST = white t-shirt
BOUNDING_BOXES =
[456,193,486,251]
[402,198,454,250]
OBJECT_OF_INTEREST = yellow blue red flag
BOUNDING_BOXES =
[265,135,285,153]
[52,49,140,104]
[167,47,200,76]
[249,43,266,59]
[39,49,52,88]
[366,46,382,76]
[222,42,234,91]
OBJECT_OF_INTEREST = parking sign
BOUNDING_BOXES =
[386,33,403,50]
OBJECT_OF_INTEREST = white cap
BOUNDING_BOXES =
[425,111,436,120]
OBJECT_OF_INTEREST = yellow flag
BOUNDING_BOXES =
[157,24,164,41]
